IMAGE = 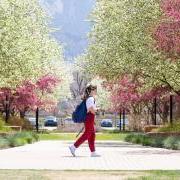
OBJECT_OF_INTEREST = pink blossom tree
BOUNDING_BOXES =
[154,0,180,59]
[109,74,174,128]
[0,75,60,119]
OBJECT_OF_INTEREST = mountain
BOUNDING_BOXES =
[41,0,95,62]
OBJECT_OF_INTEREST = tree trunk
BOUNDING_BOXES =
[175,102,180,120]
[20,111,25,119]
[162,102,169,124]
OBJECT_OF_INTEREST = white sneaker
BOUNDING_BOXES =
[91,151,101,157]
[69,145,76,157]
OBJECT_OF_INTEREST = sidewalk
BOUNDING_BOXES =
[0,140,180,170]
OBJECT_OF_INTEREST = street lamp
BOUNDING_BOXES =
[5,95,9,123]
[170,95,173,124]
[35,107,39,132]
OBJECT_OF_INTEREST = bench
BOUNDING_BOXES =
[143,125,162,133]
[4,126,22,132]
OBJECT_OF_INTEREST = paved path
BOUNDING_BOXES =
[0,141,180,170]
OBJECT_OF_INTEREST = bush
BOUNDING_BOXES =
[157,121,180,132]
[131,134,143,144]
[125,133,152,146]
[7,136,27,147]
[150,137,164,148]
[0,115,11,132]
[14,132,32,143]
[141,136,152,146]
[13,131,39,143]
[163,137,180,150]
[32,132,39,141]
[0,137,9,148]
[5,131,39,147]
[125,133,180,150]
[8,116,33,130]
[125,133,135,142]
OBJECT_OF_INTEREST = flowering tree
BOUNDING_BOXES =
[110,76,140,112]
[36,75,60,113]
[91,77,111,113]
[109,73,174,130]
[0,75,60,119]
[14,81,38,118]
[0,0,63,89]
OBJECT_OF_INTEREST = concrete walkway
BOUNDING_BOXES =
[0,141,180,170]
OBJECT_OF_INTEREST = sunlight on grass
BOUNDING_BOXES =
[39,132,128,141]
[0,170,180,180]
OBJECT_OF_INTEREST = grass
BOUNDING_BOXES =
[0,170,179,180]
[38,132,128,141]
[128,170,180,180]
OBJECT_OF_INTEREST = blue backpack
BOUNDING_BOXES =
[72,100,87,123]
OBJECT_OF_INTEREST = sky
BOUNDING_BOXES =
[41,0,95,62]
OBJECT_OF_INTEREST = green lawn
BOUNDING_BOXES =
[39,132,128,141]
[0,170,179,180]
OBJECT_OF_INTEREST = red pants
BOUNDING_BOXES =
[74,112,95,152]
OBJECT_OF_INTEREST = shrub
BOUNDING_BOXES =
[5,131,39,147]
[8,116,33,130]
[124,133,180,149]
[32,132,39,141]
[0,137,9,148]
[163,137,180,150]
[157,121,180,132]
[13,131,39,143]
[125,133,135,142]
[0,116,11,132]
[131,134,143,144]
[125,133,152,146]
[141,136,152,146]
[150,137,164,148]
[14,132,32,143]
[7,136,27,147]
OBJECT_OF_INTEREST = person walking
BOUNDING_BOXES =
[69,85,100,157]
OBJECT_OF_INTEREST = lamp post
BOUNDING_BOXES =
[123,109,125,131]
[153,98,157,125]
[119,110,122,131]
[5,95,9,123]
[35,107,39,132]
[170,95,173,124]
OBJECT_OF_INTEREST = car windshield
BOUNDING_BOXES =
[29,118,35,121]
[45,116,56,120]
[102,119,112,122]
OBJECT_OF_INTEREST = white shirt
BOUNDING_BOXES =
[86,97,96,110]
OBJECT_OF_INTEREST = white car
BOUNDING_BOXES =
[27,117,36,126]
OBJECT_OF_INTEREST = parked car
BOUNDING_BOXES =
[100,119,113,127]
[44,116,57,127]
[116,118,129,127]
[27,117,36,127]
[64,117,72,122]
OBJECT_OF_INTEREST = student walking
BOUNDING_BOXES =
[69,85,100,157]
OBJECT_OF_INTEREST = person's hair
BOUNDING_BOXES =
[83,85,97,100]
